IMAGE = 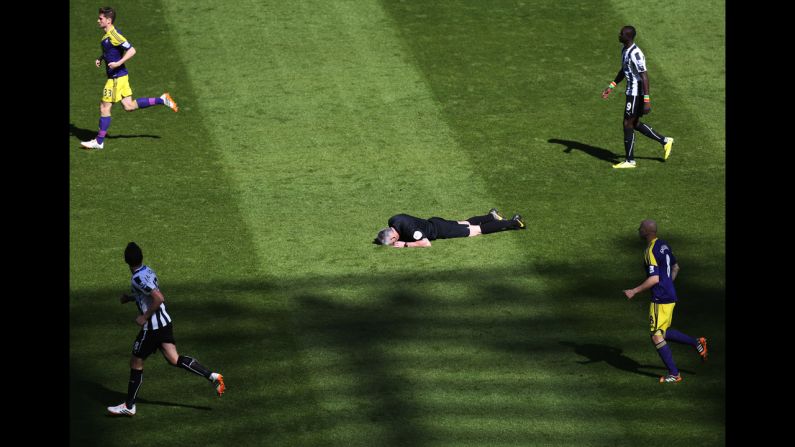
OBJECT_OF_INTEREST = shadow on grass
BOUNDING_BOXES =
[559,342,695,378]
[71,265,724,446]
[74,379,212,411]
[69,123,161,142]
[548,138,664,164]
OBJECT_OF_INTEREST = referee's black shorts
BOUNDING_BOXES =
[131,324,176,359]
[428,217,470,239]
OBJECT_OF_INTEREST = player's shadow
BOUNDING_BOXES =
[548,139,663,164]
[73,379,212,412]
[560,342,693,377]
[69,123,161,142]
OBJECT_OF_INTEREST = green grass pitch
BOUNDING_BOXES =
[70,0,724,445]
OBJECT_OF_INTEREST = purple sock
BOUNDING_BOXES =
[665,328,698,347]
[97,116,111,144]
[135,97,164,109]
[655,342,679,376]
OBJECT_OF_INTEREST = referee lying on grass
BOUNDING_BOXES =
[374,208,525,248]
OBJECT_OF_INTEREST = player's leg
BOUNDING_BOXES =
[624,115,638,162]
[650,303,681,383]
[121,95,139,111]
[161,342,226,396]
[83,77,118,149]
[127,94,178,112]
[108,330,151,416]
[613,97,639,168]
[635,120,673,160]
[666,328,708,361]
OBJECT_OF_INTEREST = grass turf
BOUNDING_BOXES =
[70,0,724,445]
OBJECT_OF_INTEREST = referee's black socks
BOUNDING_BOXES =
[466,214,495,225]
[177,355,213,380]
[481,219,520,234]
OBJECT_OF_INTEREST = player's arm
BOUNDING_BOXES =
[107,46,136,69]
[671,263,680,281]
[602,70,625,98]
[640,71,651,112]
[623,275,659,300]
[135,288,164,326]
[120,293,133,304]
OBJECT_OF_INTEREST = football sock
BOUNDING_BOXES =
[665,328,698,347]
[635,122,666,144]
[466,214,495,225]
[654,340,679,376]
[480,219,519,234]
[96,116,111,144]
[126,368,143,409]
[623,127,635,161]
[135,97,165,109]
[177,355,213,380]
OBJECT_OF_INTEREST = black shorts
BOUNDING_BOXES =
[428,217,470,239]
[624,95,646,118]
[131,324,176,359]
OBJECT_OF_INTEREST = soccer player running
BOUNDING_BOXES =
[374,208,525,248]
[601,26,674,169]
[623,219,708,383]
[81,7,178,150]
[107,242,225,416]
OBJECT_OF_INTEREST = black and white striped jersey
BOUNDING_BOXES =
[621,43,647,96]
[130,265,172,330]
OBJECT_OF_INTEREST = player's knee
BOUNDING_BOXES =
[122,103,137,112]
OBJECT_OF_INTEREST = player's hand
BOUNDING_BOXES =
[623,289,637,300]
[95,59,102,68]
[601,88,611,99]
[107,61,121,69]
[643,103,651,114]
[393,241,407,248]
[135,315,147,326]
[120,294,128,304]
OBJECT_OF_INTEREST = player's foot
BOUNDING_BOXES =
[161,92,179,112]
[489,208,505,221]
[696,337,708,361]
[80,139,104,150]
[612,160,636,169]
[107,402,136,416]
[659,374,682,384]
[663,137,674,160]
[213,373,225,397]
[511,214,526,229]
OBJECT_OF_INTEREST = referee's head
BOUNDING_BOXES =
[374,228,395,245]
[124,242,144,267]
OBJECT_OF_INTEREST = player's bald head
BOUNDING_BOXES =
[640,219,657,232]
[638,219,657,239]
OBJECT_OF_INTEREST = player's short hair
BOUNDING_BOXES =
[99,6,116,23]
[373,228,393,245]
[124,242,143,266]
[622,25,636,39]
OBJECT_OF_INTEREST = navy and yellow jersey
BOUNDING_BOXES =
[100,24,132,79]
[643,238,678,303]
